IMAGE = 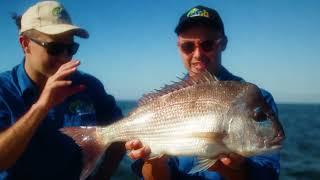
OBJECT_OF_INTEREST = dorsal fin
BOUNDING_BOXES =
[138,70,218,106]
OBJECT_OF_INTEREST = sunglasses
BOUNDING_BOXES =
[29,38,79,56]
[178,38,222,55]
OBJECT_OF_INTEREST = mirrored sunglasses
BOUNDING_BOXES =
[178,38,222,55]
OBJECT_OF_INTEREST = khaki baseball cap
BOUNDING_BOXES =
[20,1,89,38]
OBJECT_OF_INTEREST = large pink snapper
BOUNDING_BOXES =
[62,72,285,180]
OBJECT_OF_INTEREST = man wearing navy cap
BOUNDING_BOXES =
[126,5,283,180]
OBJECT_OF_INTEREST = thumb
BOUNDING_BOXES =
[220,156,231,166]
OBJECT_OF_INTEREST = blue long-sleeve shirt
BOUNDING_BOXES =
[0,61,123,180]
[132,66,281,180]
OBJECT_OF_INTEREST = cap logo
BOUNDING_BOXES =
[52,6,64,17]
[187,8,210,18]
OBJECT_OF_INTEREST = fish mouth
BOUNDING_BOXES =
[264,111,285,148]
[264,123,285,148]
[255,113,285,149]
[267,134,285,147]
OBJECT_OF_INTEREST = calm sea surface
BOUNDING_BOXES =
[111,101,320,180]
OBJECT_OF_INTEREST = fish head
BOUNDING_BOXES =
[225,83,285,156]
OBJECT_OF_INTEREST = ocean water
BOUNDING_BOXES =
[111,101,320,180]
[278,104,320,180]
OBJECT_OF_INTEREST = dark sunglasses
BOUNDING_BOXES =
[29,38,79,56]
[178,38,222,55]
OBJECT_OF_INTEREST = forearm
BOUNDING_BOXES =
[142,159,171,180]
[0,102,48,169]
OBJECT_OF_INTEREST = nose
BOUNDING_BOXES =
[56,50,72,62]
[193,44,205,60]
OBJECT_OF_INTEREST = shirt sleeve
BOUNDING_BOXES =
[246,153,280,180]
[85,75,123,125]
[96,91,123,124]
[260,88,279,116]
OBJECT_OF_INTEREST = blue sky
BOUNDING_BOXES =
[0,0,319,103]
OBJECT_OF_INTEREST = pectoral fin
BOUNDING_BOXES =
[188,157,217,174]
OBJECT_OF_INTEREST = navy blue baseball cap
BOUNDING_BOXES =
[175,5,225,35]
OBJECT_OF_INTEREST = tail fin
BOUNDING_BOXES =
[60,126,111,180]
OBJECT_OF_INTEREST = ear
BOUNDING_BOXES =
[19,36,30,54]
[220,36,228,51]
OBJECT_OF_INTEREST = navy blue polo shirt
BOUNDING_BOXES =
[0,62,122,180]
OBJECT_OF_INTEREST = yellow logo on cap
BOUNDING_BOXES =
[187,8,209,18]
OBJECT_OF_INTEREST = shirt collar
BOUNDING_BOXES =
[16,60,38,99]
[184,66,244,82]
[217,66,244,81]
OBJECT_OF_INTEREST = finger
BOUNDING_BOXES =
[128,146,151,160]
[220,156,231,166]
[55,67,77,80]
[57,60,80,73]
[52,80,73,88]
[51,61,79,81]
[125,139,143,150]
[125,140,135,150]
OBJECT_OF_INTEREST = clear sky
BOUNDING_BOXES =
[1,0,319,103]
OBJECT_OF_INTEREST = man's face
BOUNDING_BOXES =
[177,26,225,78]
[22,31,77,78]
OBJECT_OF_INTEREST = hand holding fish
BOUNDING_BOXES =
[210,153,248,180]
[125,139,151,160]
[126,139,171,180]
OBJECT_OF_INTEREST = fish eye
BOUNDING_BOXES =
[253,107,268,122]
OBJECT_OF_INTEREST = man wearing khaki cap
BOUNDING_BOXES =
[0,1,124,179]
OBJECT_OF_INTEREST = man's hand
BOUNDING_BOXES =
[219,153,247,170]
[125,139,171,180]
[125,139,151,160]
[209,153,248,180]
[36,60,85,111]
